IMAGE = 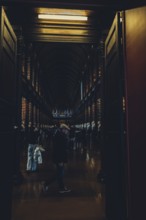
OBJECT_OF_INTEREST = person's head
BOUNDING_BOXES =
[60,123,70,134]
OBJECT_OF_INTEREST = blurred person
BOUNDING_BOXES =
[52,123,71,193]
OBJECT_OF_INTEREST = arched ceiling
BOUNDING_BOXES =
[34,42,90,109]
[2,0,141,111]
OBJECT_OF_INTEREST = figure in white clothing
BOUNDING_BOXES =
[27,144,37,171]
[26,127,39,172]
[34,146,43,165]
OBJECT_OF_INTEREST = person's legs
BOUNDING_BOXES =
[56,163,65,190]
[56,163,71,193]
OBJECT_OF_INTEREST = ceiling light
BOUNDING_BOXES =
[38,14,88,21]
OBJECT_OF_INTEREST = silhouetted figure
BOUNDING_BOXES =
[52,123,71,193]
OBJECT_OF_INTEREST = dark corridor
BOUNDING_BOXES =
[0,1,146,220]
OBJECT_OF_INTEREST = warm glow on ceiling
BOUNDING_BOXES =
[32,7,95,43]
[33,27,90,35]
[36,7,91,21]
[38,14,88,21]
[36,8,91,16]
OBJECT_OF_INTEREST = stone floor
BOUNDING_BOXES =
[11,143,106,220]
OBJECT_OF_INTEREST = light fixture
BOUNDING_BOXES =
[38,14,88,21]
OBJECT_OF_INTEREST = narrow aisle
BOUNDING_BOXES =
[12,143,106,220]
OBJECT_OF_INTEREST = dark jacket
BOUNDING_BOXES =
[27,128,39,144]
[52,128,68,163]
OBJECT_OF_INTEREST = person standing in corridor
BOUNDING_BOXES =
[52,123,71,193]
